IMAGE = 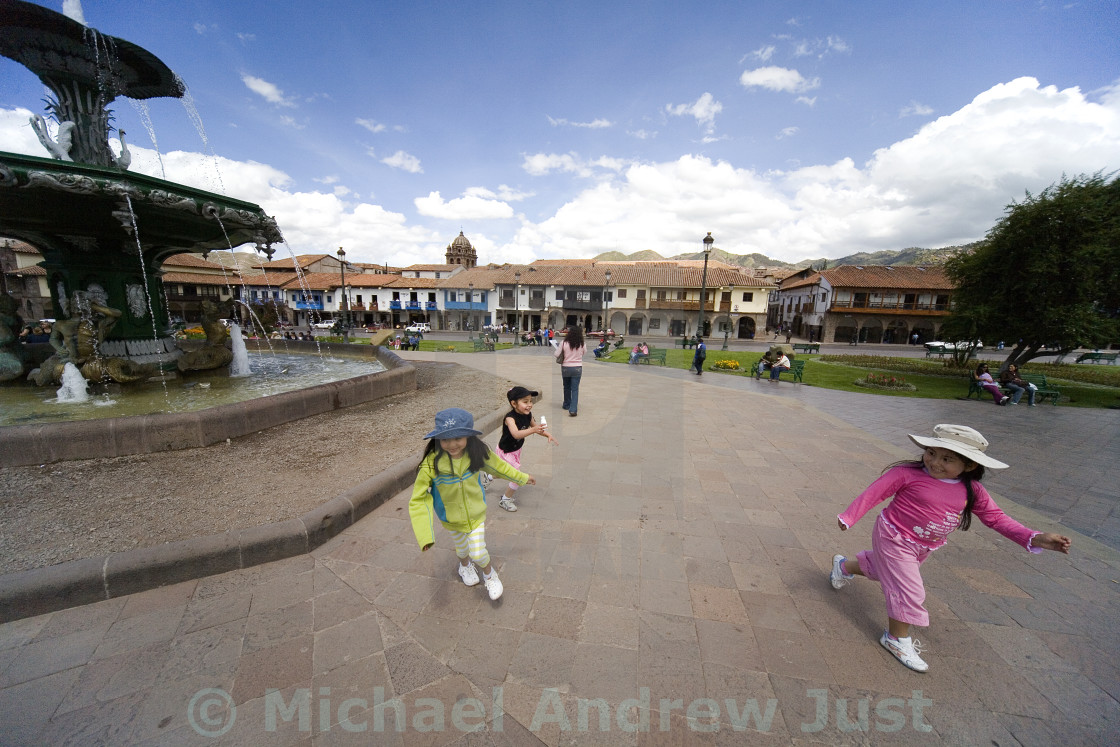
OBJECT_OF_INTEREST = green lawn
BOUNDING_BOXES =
[597,348,1120,409]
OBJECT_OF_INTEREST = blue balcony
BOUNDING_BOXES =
[405,302,421,310]
[425,302,438,310]
[389,301,402,310]
[294,302,324,310]
[445,301,486,310]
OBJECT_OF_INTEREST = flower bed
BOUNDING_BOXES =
[711,359,741,371]
[855,372,917,391]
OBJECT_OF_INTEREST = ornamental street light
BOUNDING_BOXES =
[697,232,713,339]
[514,270,521,346]
[337,247,349,342]
[603,269,612,335]
[723,282,735,351]
[468,281,474,333]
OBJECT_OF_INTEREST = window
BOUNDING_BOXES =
[636,289,646,300]
[648,318,661,329]
[428,292,436,302]
[655,290,667,302]
[605,291,613,302]
[675,290,686,301]
[356,295,363,304]
[556,290,564,300]
[742,292,753,302]
[576,291,590,301]
[435,272,441,279]
[617,289,627,298]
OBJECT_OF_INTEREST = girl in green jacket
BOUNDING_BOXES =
[409,408,533,600]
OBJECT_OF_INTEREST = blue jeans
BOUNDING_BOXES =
[561,366,582,414]
[1005,381,1035,405]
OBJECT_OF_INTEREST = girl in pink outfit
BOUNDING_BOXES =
[975,363,1010,405]
[830,424,1071,672]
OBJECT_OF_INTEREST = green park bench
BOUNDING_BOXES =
[967,372,1061,405]
[925,344,951,358]
[637,348,667,366]
[792,343,820,354]
[676,338,698,349]
[754,358,805,382]
[1075,352,1118,364]
[472,339,495,352]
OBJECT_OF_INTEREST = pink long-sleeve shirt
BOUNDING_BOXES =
[838,465,1041,552]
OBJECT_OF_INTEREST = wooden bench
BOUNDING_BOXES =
[925,345,951,358]
[1075,352,1118,364]
[676,338,698,349]
[792,343,820,354]
[637,348,667,366]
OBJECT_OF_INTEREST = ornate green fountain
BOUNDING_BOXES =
[0,0,282,383]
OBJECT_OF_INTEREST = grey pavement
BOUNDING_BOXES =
[1,349,1118,745]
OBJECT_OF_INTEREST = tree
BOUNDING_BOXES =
[943,173,1120,368]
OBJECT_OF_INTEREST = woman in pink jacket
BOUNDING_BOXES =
[830,424,1070,672]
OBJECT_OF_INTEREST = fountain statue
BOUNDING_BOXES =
[0,292,28,382]
[0,0,283,384]
[175,298,234,372]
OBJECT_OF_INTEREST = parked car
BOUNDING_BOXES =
[311,321,336,329]
[405,323,431,333]
[924,340,983,351]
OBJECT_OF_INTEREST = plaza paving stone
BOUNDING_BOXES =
[1,347,1117,745]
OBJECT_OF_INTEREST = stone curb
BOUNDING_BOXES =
[0,397,508,624]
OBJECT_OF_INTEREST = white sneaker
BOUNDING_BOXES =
[483,571,504,600]
[1000,396,1010,406]
[457,562,480,587]
[880,632,929,672]
[481,473,493,487]
[499,497,518,512]
[830,554,854,590]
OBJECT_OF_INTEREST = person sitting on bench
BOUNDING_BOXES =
[593,339,610,358]
[769,351,791,381]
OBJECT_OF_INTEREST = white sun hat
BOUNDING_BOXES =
[908,423,1009,470]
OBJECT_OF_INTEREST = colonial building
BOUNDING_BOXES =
[778,265,953,344]
[0,238,49,324]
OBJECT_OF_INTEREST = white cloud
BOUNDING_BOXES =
[236,33,256,44]
[193,22,208,34]
[628,129,656,140]
[1,77,1115,267]
[665,92,723,132]
[751,45,776,62]
[900,101,934,117]
[381,150,423,173]
[414,190,515,220]
[777,127,799,139]
[62,0,86,24]
[356,118,386,134]
[241,74,297,108]
[547,116,613,129]
[314,175,340,185]
[740,66,820,94]
[276,115,305,130]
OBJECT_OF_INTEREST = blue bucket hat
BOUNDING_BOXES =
[424,407,482,439]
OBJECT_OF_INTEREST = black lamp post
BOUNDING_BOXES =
[336,247,349,342]
[697,232,713,339]
[468,281,474,333]
[603,269,612,334]
[723,282,735,351]
[514,271,521,346]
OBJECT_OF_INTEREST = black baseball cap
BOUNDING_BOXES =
[507,385,539,402]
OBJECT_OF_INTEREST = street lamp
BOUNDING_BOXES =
[603,269,612,335]
[514,270,521,346]
[697,232,713,339]
[336,247,349,342]
[468,281,474,333]
[723,282,734,351]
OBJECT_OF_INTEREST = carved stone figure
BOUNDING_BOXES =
[0,293,28,383]
[33,291,155,385]
[29,114,75,161]
[176,299,233,372]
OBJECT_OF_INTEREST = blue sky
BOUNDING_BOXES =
[2,0,1119,267]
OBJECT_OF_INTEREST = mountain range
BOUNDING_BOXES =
[593,244,976,270]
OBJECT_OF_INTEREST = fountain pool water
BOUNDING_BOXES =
[55,362,90,404]
[1,351,384,425]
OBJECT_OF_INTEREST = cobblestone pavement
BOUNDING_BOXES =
[1,349,1117,745]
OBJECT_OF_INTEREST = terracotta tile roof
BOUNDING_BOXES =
[383,276,442,289]
[253,254,330,270]
[159,271,234,285]
[820,265,952,290]
[241,272,308,287]
[403,264,458,272]
[3,240,42,255]
[779,273,823,291]
[161,253,229,270]
[4,265,45,276]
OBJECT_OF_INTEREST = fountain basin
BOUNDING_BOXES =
[0,342,413,467]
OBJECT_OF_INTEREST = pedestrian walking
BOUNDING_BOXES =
[691,335,707,375]
[829,424,1071,672]
[409,408,535,600]
[492,386,558,512]
[556,325,586,416]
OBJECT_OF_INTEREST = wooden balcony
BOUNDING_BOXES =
[830,300,949,315]
[648,299,715,312]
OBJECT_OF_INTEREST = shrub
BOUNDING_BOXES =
[855,372,917,391]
